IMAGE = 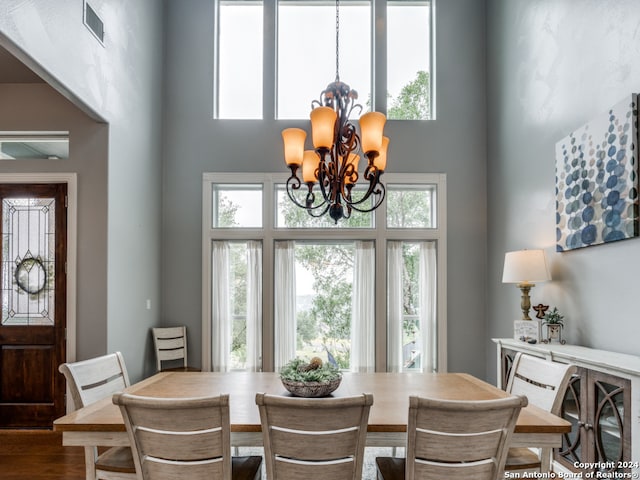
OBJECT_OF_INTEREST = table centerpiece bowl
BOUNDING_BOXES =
[280,357,342,398]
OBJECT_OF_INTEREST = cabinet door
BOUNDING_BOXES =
[555,368,632,474]
[588,370,631,473]
[556,368,587,472]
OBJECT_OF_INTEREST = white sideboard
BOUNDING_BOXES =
[493,338,640,476]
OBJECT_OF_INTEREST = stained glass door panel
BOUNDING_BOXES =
[2,197,56,325]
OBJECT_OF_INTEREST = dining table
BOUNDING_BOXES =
[54,371,571,478]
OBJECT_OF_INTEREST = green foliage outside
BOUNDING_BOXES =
[280,189,431,369]
[388,70,430,120]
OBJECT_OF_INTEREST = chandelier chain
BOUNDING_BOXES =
[281,0,387,223]
[335,0,340,81]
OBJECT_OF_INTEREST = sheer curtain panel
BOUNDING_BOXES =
[419,241,437,372]
[274,241,296,370]
[351,241,375,372]
[387,241,404,372]
[246,241,262,371]
[211,241,231,371]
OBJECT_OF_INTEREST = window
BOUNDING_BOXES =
[212,184,263,228]
[211,240,262,370]
[386,184,436,228]
[387,1,432,120]
[214,1,434,120]
[277,1,371,119]
[0,131,69,160]
[203,172,446,372]
[215,1,263,119]
[275,184,374,228]
[273,240,367,369]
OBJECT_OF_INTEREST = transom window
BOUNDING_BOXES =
[215,0,434,120]
[202,172,447,373]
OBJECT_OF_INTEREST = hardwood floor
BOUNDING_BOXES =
[0,430,85,480]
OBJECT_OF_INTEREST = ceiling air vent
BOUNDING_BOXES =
[84,1,105,45]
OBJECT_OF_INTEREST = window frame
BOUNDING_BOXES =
[202,172,447,372]
[213,0,435,120]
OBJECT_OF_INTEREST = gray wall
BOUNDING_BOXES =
[0,84,109,361]
[0,0,164,381]
[162,0,489,376]
[486,0,640,382]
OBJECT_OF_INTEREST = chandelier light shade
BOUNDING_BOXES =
[374,136,390,171]
[502,249,551,320]
[359,111,386,154]
[310,107,337,149]
[282,128,306,166]
[282,0,388,224]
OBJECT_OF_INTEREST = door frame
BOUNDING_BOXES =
[0,173,78,374]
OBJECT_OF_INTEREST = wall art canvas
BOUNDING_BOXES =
[555,94,639,251]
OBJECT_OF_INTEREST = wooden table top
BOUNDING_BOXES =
[53,371,571,434]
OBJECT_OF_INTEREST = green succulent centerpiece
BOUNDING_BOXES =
[542,307,564,326]
[280,357,342,397]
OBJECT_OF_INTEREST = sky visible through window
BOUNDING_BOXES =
[218,1,431,119]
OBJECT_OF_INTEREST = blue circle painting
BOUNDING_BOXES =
[555,96,639,251]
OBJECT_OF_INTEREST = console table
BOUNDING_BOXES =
[493,338,640,476]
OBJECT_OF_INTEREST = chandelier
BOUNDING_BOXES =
[281,0,388,224]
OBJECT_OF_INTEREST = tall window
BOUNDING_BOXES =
[203,173,446,372]
[215,1,263,119]
[277,1,371,119]
[387,1,432,120]
[214,0,434,120]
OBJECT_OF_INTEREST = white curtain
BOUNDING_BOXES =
[387,241,404,372]
[211,241,231,372]
[351,241,375,372]
[419,241,437,372]
[245,241,262,372]
[274,241,296,370]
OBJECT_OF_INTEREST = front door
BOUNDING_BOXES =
[0,184,67,428]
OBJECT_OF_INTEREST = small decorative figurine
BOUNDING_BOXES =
[541,307,566,344]
[533,303,549,319]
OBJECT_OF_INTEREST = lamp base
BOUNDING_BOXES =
[513,319,542,343]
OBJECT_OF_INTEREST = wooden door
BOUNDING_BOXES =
[0,184,67,428]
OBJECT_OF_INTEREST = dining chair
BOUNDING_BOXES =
[152,326,200,372]
[376,394,528,480]
[112,392,262,480]
[255,392,373,480]
[58,352,136,480]
[504,352,577,473]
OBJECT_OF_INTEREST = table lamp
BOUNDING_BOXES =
[502,249,550,320]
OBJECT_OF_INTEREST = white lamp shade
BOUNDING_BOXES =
[502,249,551,284]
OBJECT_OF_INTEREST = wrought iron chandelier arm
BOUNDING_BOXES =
[304,202,332,218]
[285,173,330,212]
[344,180,386,213]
